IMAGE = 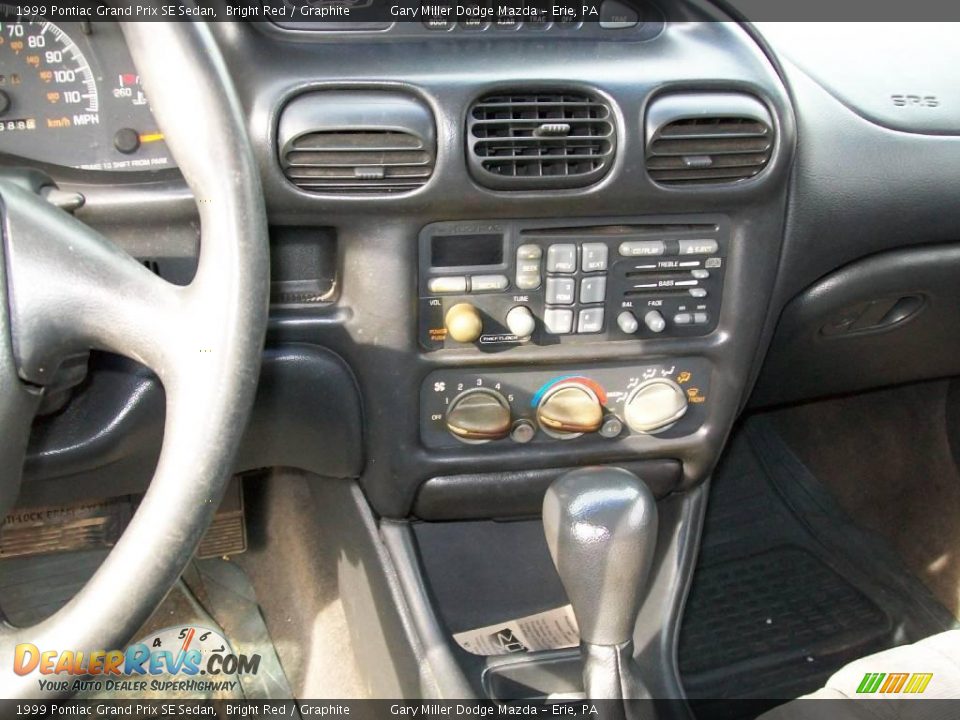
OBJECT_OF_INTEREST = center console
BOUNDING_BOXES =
[216,7,798,703]
[417,217,722,456]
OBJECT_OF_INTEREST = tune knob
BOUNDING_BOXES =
[536,379,605,439]
[445,303,484,344]
[506,306,536,339]
[445,388,512,442]
[623,378,688,434]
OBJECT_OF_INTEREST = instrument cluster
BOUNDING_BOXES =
[0,15,175,172]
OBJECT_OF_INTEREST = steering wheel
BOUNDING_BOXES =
[0,22,268,697]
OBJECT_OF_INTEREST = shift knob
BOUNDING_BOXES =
[543,467,658,647]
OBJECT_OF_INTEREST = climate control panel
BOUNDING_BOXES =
[420,359,711,449]
[418,217,727,351]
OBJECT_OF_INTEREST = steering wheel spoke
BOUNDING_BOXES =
[1,180,184,384]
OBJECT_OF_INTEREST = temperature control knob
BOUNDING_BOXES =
[445,303,484,344]
[624,378,688,434]
[536,380,605,439]
[446,389,512,442]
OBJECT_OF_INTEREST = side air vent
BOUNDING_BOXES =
[467,90,616,190]
[645,93,774,186]
[278,90,435,195]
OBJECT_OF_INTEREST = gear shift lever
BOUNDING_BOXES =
[543,467,658,704]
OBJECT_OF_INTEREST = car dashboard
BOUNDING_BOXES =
[7,4,960,704]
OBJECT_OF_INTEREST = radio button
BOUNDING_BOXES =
[578,308,605,334]
[689,288,708,298]
[694,312,710,325]
[546,277,576,305]
[579,276,607,304]
[546,244,577,273]
[506,306,537,338]
[619,240,665,257]
[581,243,609,272]
[516,271,542,290]
[617,311,639,334]
[678,239,719,255]
[673,313,693,325]
[445,303,484,343]
[428,276,468,294]
[691,269,710,279]
[644,310,666,333]
[544,308,574,334]
[517,244,543,260]
[472,274,509,292]
[515,245,542,290]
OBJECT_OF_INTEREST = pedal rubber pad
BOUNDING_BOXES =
[197,476,247,559]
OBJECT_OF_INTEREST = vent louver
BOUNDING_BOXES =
[645,93,774,186]
[467,91,616,190]
[282,130,433,194]
[278,90,436,195]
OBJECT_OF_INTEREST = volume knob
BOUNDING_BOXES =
[445,303,483,344]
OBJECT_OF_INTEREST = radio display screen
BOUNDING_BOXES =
[431,234,503,268]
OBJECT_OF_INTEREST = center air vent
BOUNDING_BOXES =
[278,90,435,195]
[467,90,616,190]
[645,93,774,186]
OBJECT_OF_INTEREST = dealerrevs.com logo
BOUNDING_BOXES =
[856,672,933,695]
[13,625,261,694]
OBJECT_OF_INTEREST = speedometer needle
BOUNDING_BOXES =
[139,132,165,144]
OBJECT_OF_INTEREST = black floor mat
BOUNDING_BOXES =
[678,418,957,715]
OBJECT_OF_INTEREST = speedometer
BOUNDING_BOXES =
[0,15,175,172]
[0,20,99,140]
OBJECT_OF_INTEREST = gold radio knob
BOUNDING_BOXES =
[445,303,483,344]
[536,382,604,439]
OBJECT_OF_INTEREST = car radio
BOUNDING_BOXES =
[418,217,728,351]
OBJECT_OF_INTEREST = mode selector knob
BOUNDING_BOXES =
[624,378,688,434]
[536,380,605,439]
[446,388,512,442]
